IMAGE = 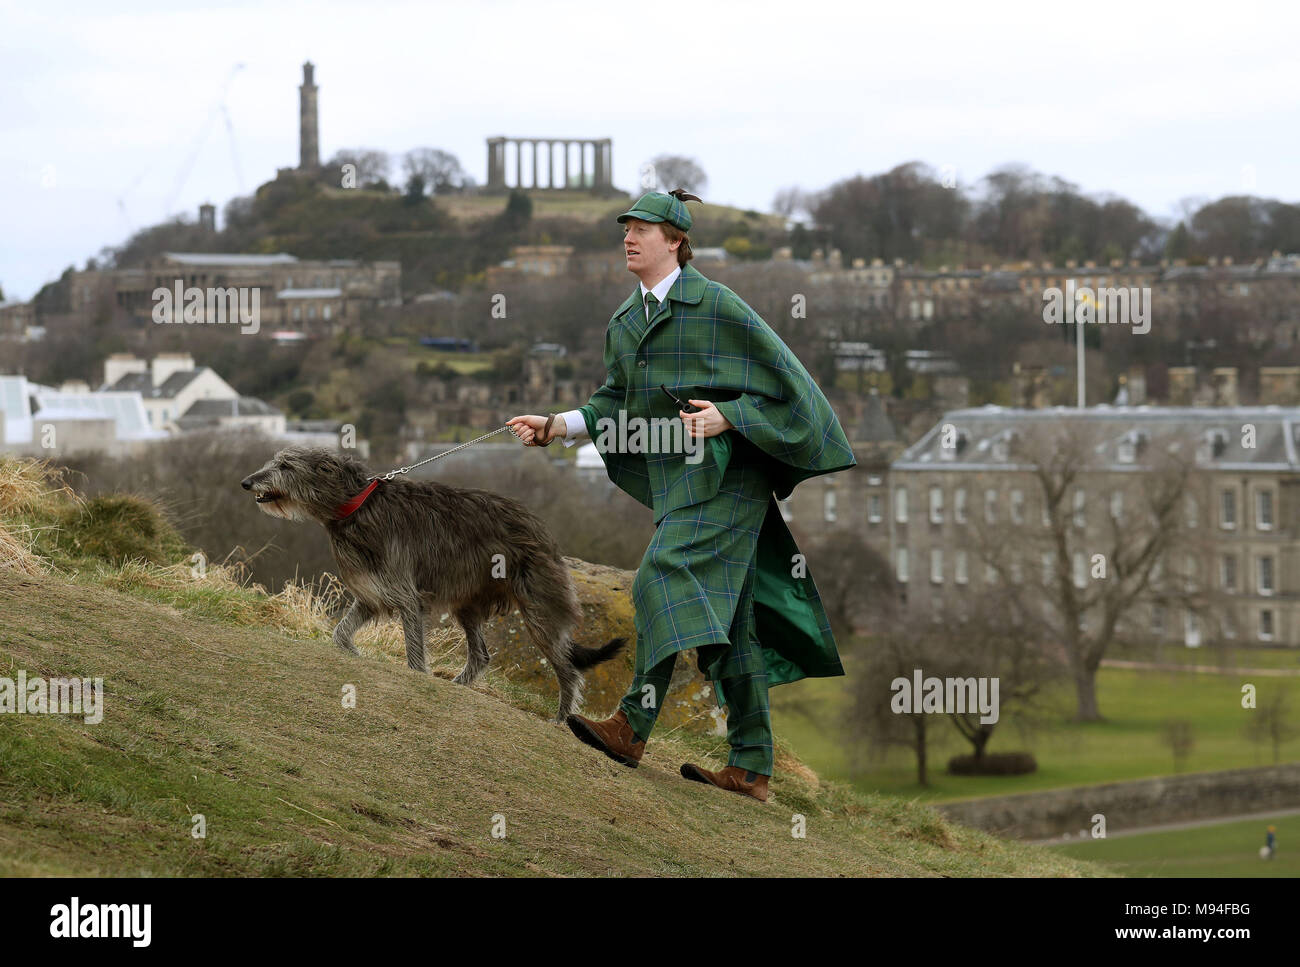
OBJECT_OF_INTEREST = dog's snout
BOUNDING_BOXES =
[241,477,253,490]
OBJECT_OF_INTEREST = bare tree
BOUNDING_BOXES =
[403,148,470,195]
[646,154,707,194]
[772,185,809,220]
[945,596,1058,765]
[1161,719,1196,773]
[326,148,392,188]
[1244,688,1300,765]
[961,420,1207,721]
[846,624,958,786]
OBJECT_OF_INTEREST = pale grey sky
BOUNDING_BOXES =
[2,0,1297,300]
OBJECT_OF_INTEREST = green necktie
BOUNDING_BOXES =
[644,291,659,322]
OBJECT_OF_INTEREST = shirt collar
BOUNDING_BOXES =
[639,265,681,305]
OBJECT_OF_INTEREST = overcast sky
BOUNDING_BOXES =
[2,0,1297,301]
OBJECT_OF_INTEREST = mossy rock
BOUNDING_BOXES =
[482,557,723,733]
[54,495,189,567]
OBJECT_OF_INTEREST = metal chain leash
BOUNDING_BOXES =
[366,425,519,481]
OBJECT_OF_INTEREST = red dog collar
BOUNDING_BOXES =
[334,479,380,520]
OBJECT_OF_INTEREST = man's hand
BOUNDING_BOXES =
[507,414,565,446]
[681,401,733,438]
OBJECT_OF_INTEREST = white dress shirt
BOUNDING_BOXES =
[557,265,682,446]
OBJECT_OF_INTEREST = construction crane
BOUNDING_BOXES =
[117,62,246,231]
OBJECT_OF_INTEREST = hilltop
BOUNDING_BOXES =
[0,457,1101,876]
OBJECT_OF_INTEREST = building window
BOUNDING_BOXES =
[1260,609,1275,641]
[1257,490,1274,531]
[1184,612,1202,648]
[1153,604,1166,637]
[1258,555,1275,595]
[896,547,909,583]
[895,488,909,523]
[930,549,943,584]
[1073,551,1087,588]
[867,494,882,523]
[984,489,997,524]
[1186,496,1198,529]
[954,550,968,585]
[1011,489,1025,524]
[292,306,301,322]
[984,561,997,585]
[1221,554,1237,591]
[929,486,944,524]
[1042,552,1053,585]
[824,488,837,523]
[1073,489,1086,528]
[323,304,332,321]
[1110,491,1123,521]
[954,488,967,524]
[1221,490,1236,529]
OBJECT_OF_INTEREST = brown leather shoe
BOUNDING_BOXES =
[566,709,645,768]
[680,763,770,803]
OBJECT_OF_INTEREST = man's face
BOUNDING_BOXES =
[623,218,678,277]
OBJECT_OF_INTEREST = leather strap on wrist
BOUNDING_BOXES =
[539,413,557,446]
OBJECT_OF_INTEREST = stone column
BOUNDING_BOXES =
[514,139,521,190]
[298,62,319,171]
[563,142,570,189]
[579,141,587,189]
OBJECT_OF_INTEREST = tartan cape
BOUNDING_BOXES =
[578,263,856,688]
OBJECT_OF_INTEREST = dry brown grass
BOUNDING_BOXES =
[0,456,81,575]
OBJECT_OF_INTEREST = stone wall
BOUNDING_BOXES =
[935,763,1300,840]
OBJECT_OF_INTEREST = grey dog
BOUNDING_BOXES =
[241,446,624,721]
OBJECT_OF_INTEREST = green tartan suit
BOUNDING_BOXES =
[577,262,856,773]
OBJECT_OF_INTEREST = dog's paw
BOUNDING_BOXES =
[431,669,457,681]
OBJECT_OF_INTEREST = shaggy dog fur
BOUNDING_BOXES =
[241,446,624,721]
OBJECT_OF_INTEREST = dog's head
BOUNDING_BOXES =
[240,446,371,524]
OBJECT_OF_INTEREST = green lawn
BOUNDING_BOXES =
[1052,811,1299,877]
[771,658,1300,803]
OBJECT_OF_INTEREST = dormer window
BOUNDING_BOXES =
[940,429,970,461]
[1198,429,1229,463]
[991,429,1018,463]
[1117,429,1147,464]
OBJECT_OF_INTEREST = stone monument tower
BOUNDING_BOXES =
[299,62,320,170]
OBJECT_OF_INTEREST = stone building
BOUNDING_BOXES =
[71,249,400,333]
[887,406,1300,647]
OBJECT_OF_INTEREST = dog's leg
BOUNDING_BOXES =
[520,609,582,723]
[398,605,428,673]
[333,599,373,655]
[551,651,584,724]
[452,607,491,685]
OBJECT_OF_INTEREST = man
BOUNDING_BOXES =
[508,189,855,802]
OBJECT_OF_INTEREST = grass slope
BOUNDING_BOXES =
[0,568,1100,877]
[773,659,1300,803]
[1053,811,1300,878]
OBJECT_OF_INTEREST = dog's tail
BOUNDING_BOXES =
[570,636,627,670]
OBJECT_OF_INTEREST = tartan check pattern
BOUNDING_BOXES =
[578,263,856,524]
[619,455,775,774]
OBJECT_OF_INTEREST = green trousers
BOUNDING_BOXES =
[618,533,774,776]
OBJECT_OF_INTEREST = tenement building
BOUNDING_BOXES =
[885,406,1300,647]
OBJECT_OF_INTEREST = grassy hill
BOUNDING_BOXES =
[0,457,1101,877]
